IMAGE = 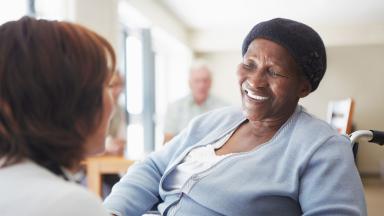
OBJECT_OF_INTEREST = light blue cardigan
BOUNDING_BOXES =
[104,106,366,216]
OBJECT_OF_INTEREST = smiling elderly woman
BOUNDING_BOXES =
[104,18,367,216]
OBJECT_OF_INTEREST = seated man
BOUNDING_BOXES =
[164,64,227,143]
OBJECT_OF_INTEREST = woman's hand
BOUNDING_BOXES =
[104,136,126,156]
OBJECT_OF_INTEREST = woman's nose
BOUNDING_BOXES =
[247,69,268,88]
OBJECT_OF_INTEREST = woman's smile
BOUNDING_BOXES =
[242,81,269,102]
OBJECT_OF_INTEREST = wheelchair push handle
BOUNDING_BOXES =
[370,130,384,145]
[349,130,384,146]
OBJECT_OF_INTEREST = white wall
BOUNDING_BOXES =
[124,0,190,45]
[192,23,384,53]
[199,44,384,175]
[196,51,242,105]
[71,0,119,51]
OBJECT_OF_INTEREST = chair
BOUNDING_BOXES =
[84,156,135,197]
[326,98,355,134]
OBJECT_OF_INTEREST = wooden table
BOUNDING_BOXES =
[84,156,135,197]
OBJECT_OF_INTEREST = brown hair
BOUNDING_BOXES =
[0,17,116,170]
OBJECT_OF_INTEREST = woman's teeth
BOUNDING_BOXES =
[242,81,269,101]
[246,90,269,101]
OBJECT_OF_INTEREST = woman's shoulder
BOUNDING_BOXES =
[191,106,243,127]
[290,106,351,155]
[32,165,109,216]
[38,184,109,216]
[0,161,109,216]
[161,106,244,157]
[184,106,244,137]
[296,106,340,138]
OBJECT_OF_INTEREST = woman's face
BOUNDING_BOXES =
[110,74,124,102]
[238,38,310,122]
[84,82,115,156]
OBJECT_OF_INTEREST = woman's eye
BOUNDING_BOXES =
[242,62,255,70]
[268,69,289,78]
[268,69,278,77]
[108,82,116,88]
[243,64,251,70]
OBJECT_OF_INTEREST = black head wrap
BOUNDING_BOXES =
[242,18,326,91]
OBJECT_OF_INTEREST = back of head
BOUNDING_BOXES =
[0,17,116,170]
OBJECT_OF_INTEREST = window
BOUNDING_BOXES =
[0,0,30,25]
[119,1,155,159]
[0,0,71,23]
[123,29,155,159]
[34,0,68,20]
[152,27,193,150]
[119,1,193,158]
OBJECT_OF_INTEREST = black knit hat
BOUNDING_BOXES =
[242,18,326,92]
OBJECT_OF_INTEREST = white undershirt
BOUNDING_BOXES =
[163,131,234,191]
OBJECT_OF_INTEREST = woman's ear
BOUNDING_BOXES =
[298,79,312,98]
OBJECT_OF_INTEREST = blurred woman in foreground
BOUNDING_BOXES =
[0,17,115,216]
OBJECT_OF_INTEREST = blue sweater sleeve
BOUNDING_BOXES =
[299,135,367,215]
[102,108,227,215]
[103,129,190,216]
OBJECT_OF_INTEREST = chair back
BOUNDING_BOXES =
[326,98,355,134]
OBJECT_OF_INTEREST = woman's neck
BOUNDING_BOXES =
[247,107,296,139]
